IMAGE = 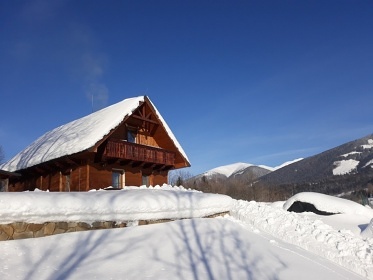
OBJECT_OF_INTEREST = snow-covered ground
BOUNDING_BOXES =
[0,186,372,279]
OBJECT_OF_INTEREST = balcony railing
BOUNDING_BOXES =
[103,139,175,166]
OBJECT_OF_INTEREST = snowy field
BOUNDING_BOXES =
[0,186,372,279]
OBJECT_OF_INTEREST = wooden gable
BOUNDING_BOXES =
[91,97,190,169]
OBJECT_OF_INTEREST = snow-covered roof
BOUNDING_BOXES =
[1,96,189,172]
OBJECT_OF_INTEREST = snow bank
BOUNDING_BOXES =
[283,192,373,218]
[0,187,233,224]
[231,200,373,279]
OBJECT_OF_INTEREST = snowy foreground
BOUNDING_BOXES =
[0,186,372,279]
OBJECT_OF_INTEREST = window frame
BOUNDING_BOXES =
[126,126,137,143]
[112,169,125,188]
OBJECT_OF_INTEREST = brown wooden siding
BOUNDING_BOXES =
[88,164,112,190]
[153,171,168,186]
[7,161,170,191]
[125,169,142,186]
[8,181,23,192]
[69,166,84,192]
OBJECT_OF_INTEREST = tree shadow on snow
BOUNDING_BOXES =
[149,191,287,280]
[17,227,148,280]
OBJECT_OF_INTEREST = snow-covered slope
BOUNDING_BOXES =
[196,159,304,180]
[332,138,373,175]
[272,158,304,171]
[258,134,373,192]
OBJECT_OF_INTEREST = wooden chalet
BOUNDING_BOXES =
[1,96,190,192]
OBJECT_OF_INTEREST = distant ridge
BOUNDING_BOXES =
[190,158,304,185]
[189,162,272,186]
[204,163,257,178]
[185,133,373,202]
[257,133,373,195]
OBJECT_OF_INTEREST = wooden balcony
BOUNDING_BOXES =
[103,139,175,166]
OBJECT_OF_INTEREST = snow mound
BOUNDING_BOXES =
[333,159,359,175]
[205,162,254,177]
[283,192,373,218]
[231,199,373,279]
[0,187,233,224]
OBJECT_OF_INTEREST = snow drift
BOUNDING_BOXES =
[284,192,373,218]
[0,186,233,224]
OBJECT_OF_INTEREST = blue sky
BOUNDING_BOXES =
[1,0,373,176]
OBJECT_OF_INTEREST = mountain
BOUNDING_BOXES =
[205,162,257,178]
[188,159,306,187]
[185,134,373,202]
[189,162,272,185]
[257,133,373,195]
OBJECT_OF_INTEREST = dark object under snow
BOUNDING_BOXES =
[287,201,338,216]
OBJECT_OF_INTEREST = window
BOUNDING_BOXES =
[0,179,7,192]
[127,128,137,143]
[112,169,124,188]
[65,174,70,192]
[142,174,149,187]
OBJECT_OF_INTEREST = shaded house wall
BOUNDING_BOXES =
[0,170,20,192]
[9,161,168,192]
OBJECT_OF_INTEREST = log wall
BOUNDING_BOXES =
[8,162,169,191]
